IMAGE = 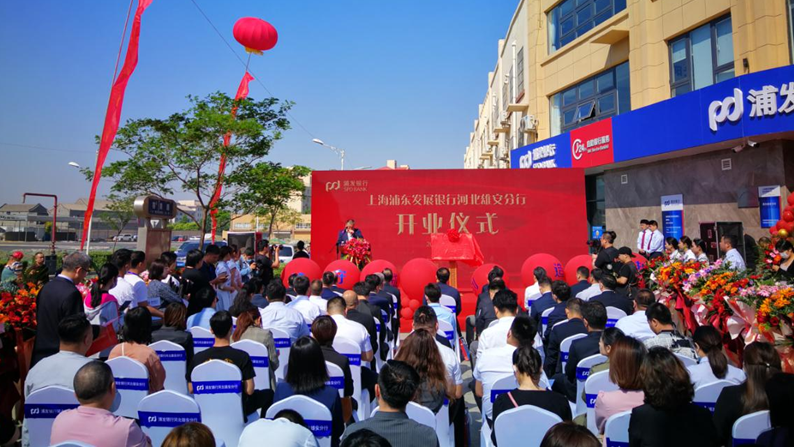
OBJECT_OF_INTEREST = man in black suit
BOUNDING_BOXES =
[529,276,555,327]
[544,298,587,376]
[336,219,364,247]
[436,268,461,316]
[543,280,571,341]
[31,252,91,367]
[382,268,401,334]
[365,274,393,325]
[569,266,591,298]
[591,273,634,316]
[551,300,606,401]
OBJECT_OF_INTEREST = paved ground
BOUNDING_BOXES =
[462,361,483,445]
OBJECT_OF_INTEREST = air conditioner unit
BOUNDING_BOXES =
[499,112,510,126]
[522,115,537,132]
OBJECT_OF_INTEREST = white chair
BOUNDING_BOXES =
[137,390,201,447]
[435,399,453,447]
[150,340,188,394]
[438,320,455,344]
[494,405,563,447]
[732,410,771,446]
[540,307,554,335]
[270,327,291,383]
[25,385,79,447]
[675,353,698,368]
[584,370,619,435]
[535,332,545,364]
[440,295,457,313]
[266,395,333,447]
[374,316,385,372]
[603,410,632,445]
[560,333,587,371]
[484,374,517,424]
[333,337,368,421]
[370,402,435,429]
[106,356,149,419]
[231,339,272,391]
[50,442,95,447]
[693,380,732,413]
[575,354,607,415]
[605,307,627,328]
[190,326,214,354]
[325,361,346,398]
[191,359,246,447]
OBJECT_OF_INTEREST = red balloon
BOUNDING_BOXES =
[770,226,779,236]
[785,205,794,214]
[400,258,437,300]
[789,194,794,206]
[233,17,278,53]
[361,259,399,285]
[409,299,421,311]
[400,318,412,332]
[782,221,794,233]
[324,260,360,290]
[470,263,507,294]
[563,255,593,284]
[521,254,564,287]
[281,258,321,287]
[400,308,413,319]
[632,253,647,271]
[784,211,794,223]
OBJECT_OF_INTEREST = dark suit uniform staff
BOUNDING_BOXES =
[337,219,364,246]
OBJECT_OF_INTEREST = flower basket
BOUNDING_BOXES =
[341,239,372,269]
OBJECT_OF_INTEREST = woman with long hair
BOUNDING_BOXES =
[665,237,682,262]
[83,263,120,330]
[229,288,252,318]
[772,240,794,281]
[147,259,182,308]
[680,236,696,262]
[714,342,782,445]
[214,246,235,312]
[108,307,166,393]
[688,325,745,388]
[594,336,646,433]
[692,238,710,264]
[274,336,343,447]
[629,347,718,446]
[492,345,571,445]
[152,302,195,367]
[394,328,450,414]
[231,304,278,380]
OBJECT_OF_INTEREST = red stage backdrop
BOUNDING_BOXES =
[311,169,587,294]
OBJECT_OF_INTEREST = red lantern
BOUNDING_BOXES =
[470,263,508,294]
[563,255,593,285]
[324,260,360,290]
[281,258,322,287]
[233,17,278,55]
[400,258,437,301]
[521,254,564,287]
[361,259,399,285]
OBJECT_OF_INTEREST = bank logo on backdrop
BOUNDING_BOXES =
[570,118,614,168]
[325,181,341,192]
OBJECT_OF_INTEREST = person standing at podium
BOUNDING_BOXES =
[337,219,364,246]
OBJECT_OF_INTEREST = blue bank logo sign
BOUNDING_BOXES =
[518,142,557,168]
[709,83,794,132]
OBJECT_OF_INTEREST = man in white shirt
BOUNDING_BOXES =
[636,219,651,256]
[576,268,603,301]
[308,280,328,315]
[260,280,309,343]
[523,267,548,310]
[615,288,656,341]
[476,290,518,359]
[109,249,161,317]
[720,235,746,270]
[647,220,666,259]
[425,283,457,331]
[240,413,318,447]
[286,276,322,326]
[326,296,374,362]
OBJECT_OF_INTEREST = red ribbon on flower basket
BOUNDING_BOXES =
[341,239,372,268]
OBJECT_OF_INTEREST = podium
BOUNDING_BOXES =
[430,232,484,288]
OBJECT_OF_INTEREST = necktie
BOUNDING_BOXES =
[641,230,647,251]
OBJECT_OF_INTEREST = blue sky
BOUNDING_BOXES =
[0,0,518,204]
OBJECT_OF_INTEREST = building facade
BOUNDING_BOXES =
[466,0,794,252]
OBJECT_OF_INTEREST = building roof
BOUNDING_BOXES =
[0,203,48,213]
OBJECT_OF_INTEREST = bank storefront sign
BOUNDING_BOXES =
[511,65,794,169]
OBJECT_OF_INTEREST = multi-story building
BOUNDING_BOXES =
[466,0,794,253]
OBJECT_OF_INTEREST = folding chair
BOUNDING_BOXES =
[270,327,291,383]
[137,390,201,447]
[231,339,272,391]
[575,354,608,415]
[190,326,214,355]
[266,395,334,447]
[732,410,771,446]
[106,356,149,419]
[191,359,247,447]
[333,337,368,421]
[693,380,733,413]
[603,410,632,445]
[150,340,188,394]
[494,405,563,447]
[605,307,627,328]
[560,333,587,371]
[25,385,79,447]
[584,370,619,435]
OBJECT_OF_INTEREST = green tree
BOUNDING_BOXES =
[91,92,292,248]
[104,193,136,250]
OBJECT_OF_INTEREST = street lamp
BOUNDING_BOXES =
[68,161,80,168]
[67,162,94,253]
[312,138,346,171]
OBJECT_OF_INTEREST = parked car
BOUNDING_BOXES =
[175,240,228,268]
[278,245,295,264]
[116,234,134,242]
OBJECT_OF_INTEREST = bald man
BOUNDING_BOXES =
[343,290,378,358]
[327,297,373,362]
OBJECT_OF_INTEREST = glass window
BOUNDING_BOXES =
[549,0,627,53]
[516,47,525,99]
[668,15,734,96]
[586,174,606,235]
[550,61,630,135]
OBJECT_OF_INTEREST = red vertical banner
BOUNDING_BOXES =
[81,0,155,248]
[209,72,254,242]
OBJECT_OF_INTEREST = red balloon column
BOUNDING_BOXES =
[563,255,592,284]
[361,259,399,284]
[770,191,794,239]
[281,259,322,287]
[470,263,507,294]
[399,258,437,325]
[521,254,565,287]
[233,17,279,54]
[324,260,360,290]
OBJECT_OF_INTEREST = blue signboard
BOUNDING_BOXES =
[661,194,684,239]
[511,65,794,169]
[759,186,781,228]
[591,226,604,239]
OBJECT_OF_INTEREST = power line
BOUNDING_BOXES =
[188,0,318,140]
